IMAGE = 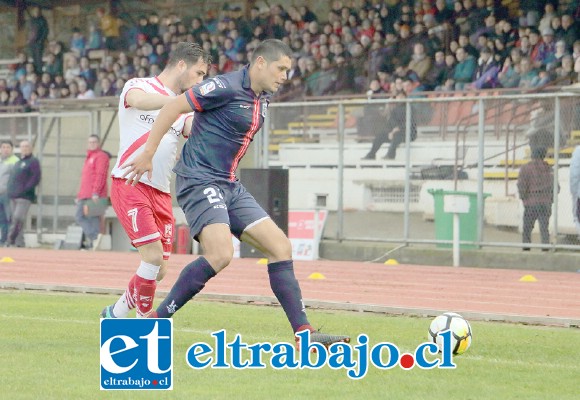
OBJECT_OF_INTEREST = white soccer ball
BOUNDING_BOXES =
[428,312,472,355]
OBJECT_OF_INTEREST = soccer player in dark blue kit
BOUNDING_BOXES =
[122,39,350,347]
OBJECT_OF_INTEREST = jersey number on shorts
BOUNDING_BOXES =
[128,208,139,232]
[203,187,224,204]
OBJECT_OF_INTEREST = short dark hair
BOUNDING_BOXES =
[532,147,547,160]
[0,140,13,148]
[250,39,293,64]
[89,134,100,142]
[166,42,212,68]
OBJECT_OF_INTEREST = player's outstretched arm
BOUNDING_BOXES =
[121,94,193,185]
[125,89,174,111]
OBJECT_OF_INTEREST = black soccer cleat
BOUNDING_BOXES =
[295,324,350,349]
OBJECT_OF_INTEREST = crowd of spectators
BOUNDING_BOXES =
[3,0,580,111]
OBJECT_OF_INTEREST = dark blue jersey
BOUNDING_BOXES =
[174,66,269,182]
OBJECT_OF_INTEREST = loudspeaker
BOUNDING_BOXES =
[239,168,289,258]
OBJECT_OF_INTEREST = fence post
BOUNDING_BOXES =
[553,96,561,246]
[337,102,345,241]
[36,114,43,244]
[403,100,412,242]
[477,98,485,246]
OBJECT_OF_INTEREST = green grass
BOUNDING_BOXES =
[1,290,580,399]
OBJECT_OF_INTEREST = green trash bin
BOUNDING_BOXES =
[428,189,490,249]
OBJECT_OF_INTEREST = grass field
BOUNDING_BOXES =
[1,290,580,400]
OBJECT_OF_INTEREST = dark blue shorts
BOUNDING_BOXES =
[175,174,269,241]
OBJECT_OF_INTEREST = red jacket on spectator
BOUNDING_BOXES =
[77,148,110,200]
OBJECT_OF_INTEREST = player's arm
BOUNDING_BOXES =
[121,94,193,185]
[182,114,194,138]
[125,89,174,111]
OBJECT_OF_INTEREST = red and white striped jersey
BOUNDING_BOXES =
[111,77,193,193]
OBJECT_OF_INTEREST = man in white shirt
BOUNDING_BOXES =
[101,42,210,318]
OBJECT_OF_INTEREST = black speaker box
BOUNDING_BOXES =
[239,168,289,258]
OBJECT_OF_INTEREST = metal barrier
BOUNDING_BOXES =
[3,92,579,252]
[262,91,580,251]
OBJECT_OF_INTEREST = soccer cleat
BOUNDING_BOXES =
[295,324,350,350]
[310,331,351,347]
[100,305,116,318]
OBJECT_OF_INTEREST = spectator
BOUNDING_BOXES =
[28,90,40,108]
[422,50,449,90]
[77,79,95,99]
[459,33,479,58]
[43,53,60,77]
[350,43,367,92]
[96,78,115,97]
[38,72,52,89]
[96,7,120,50]
[471,47,500,89]
[0,90,8,106]
[64,55,80,84]
[48,84,59,99]
[68,81,79,98]
[79,56,97,88]
[49,41,65,76]
[59,86,70,98]
[362,91,411,160]
[0,140,19,245]
[86,23,102,52]
[538,28,557,68]
[518,57,542,89]
[12,52,27,79]
[407,42,432,80]
[330,55,356,94]
[517,147,555,251]
[501,20,518,49]
[519,35,532,58]
[17,74,35,102]
[452,47,477,90]
[310,57,335,96]
[499,48,523,88]
[554,55,576,85]
[562,16,580,52]
[8,89,27,107]
[546,40,569,71]
[27,6,49,75]
[6,140,41,247]
[70,27,86,57]
[520,0,546,28]
[76,134,110,250]
[539,3,558,33]
[529,27,544,68]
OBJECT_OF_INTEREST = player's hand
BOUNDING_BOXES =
[120,152,154,186]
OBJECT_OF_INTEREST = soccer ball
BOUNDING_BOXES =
[428,312,472,355]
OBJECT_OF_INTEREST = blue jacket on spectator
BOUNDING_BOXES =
[453,55,477,83]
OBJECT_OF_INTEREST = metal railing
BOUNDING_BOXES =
[263,90,580,251]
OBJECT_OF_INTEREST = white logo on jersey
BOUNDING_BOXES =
[199,82,216,96]
[239,104,250,109]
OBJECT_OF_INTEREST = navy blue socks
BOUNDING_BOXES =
[268,260,310,332]
[156,256,216,318]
